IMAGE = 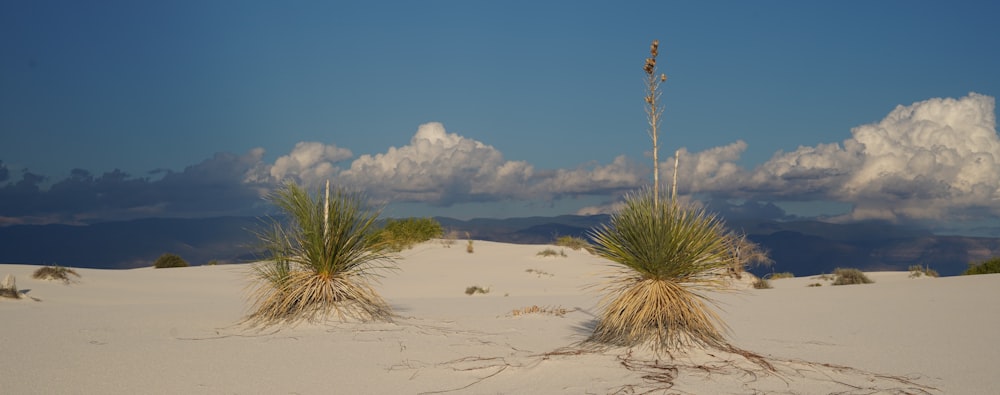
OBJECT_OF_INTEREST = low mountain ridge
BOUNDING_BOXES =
[1,215,997,276]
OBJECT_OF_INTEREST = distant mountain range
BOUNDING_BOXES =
[2,215,997,276]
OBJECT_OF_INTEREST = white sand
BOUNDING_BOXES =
[2,240,998,394]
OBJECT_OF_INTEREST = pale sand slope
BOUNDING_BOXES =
[2,240,998,394]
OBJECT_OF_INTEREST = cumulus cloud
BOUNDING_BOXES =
[335,122,533,203]
[269,142,352,184]
[666,93,1000,222]
[332,122,643,205]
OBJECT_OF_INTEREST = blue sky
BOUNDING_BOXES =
[2,1,1000,233]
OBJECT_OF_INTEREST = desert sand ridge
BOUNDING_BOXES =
[2,240,999,394]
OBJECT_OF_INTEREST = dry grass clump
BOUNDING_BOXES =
[770,272,795,279]
[244,181,395,327]
[908,264,938,278]
[588,189,734,353]
[466,237,475,254]
[525,268,554,277]
[807,282,823,287]
[464,285,490,295]
[554,235,592,252]
[536,248,566,258]
[752,278,772,289]
[32,266,81,284]
[832,268,873,285]
[508,305,570,317]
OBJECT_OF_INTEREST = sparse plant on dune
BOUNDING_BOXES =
[32,265,81,284]
[464,285,489,295]
[154,253,189,268]
[752,277,772,289]
[725,232,772,279]
[588,188,734,352]
[244,181,395,327]
[554,235,592,252]
[908,264,938,278]
[832,268,873,285]
[963,257,1000,275]
[466,236,475,254]
[377,217,444,252]
[536,248,566,257]
[770,272,795,279]
[507,305,571,317]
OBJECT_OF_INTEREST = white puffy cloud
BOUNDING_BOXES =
[335,122,535,204]
[533,155,644,197]
[674,93,1000,222]
[269,142,353,185]
[259,122,646,206]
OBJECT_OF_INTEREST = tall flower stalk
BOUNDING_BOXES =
[644,39,667,205]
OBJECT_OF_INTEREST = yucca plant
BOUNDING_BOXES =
[588,188,733,352]
[244,181,395,327]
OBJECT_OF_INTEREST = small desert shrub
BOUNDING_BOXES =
[466,239,474,254]
[554,235,591,252]
[770,272,795,279]
[32,266,80,284]
[205,260,220,266]
[908,265,938,278]
[832,268,873,285]
[963,257,1000,275]
[752,278,772,289]
[536,248,566,257]
[807,283,823,287]
[526,268,554,277]
[440,230,459,248]
[154,253,189,268]
[245,181,394,326]
[378,217,444,252]
[465,285,489,295]
[508,305,570,317]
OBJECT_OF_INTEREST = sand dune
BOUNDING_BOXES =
[2,240,998,394]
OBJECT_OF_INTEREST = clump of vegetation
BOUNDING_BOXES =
[725,232,773,280]
[378,217,444,252]
[245,181,395,326]
[439,230,459,248]
[464,285,489,295]
[154,253,189,268]
[32,266,81,284]
[832,268,873,285]
[908,264,938,278]
[554,235,591,252]
[526,268,554,277]
[770,272,795,279]
[508,305,570,317]
[536,248,567,257]
[807,283,823,287]
[589,189,734,352]
[963,257,1000,275]
[1,274,20,299]
[466,238,475,254]
[752,277,772,289]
